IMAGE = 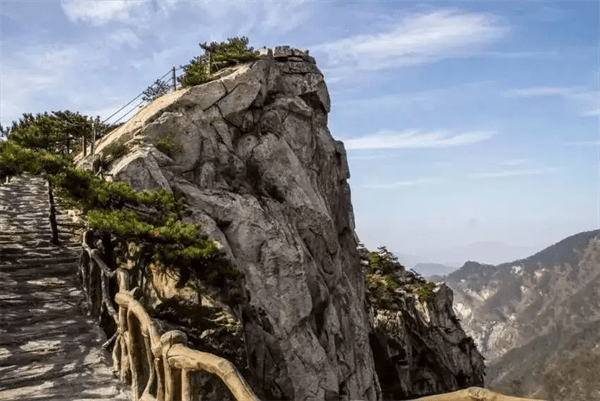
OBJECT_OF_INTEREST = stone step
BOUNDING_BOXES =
[0,232,76,240]
[0,248,79,257]
[0,256,79,268]
[0,254,80,264]
[0,262,80,276]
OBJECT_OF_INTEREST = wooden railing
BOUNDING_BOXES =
[78,229,545,401]
[46,179,60,245]
[408,387,547,401]
[79,230,260,401]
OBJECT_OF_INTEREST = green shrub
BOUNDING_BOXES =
[383,274,399,289]
[86,209,154,236]
[178,36,261,88]
[102,142,128,160]
[96,142,128,171]
[178,62,210,88]
[369,251,392,273]
[203,36,260,66]
[155,134,180,158]
[415,281,437,302]
[2,109,235,293]
[0,141,71,180]
[143,79,171,102]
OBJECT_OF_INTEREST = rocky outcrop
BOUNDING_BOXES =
[359,246,485,400]
[76,46,379,401]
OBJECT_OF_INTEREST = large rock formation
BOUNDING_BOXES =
[78,46,379,401]
[76,46,488,400]
[358,246,485,399]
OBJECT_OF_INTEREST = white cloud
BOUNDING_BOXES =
[178,2,310,40]
[362,177,441,189]
[500,159,533,166]
[344,129,497,150]
[157,0,178,17]
[469,167,561,178]
[477,51,562,59]
[334,80,500,115]
[347,154,388,161]
[581,109,600,117]
[564,140,600,146]
[61,0,151,27]
[503,85,598,117]
[503,87,571,97]
[1,41,112,125]
[109,29,141,48]
[312,9,508,71]
[259,2,311,36]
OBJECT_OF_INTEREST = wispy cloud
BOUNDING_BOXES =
[477,51,562,59]
[183,2,311,38]
[581,109,600,117]
[362,177,441,189]
[1,39,116,125]
[61,0,151,27]
[500,158,533,166]
[503,87,572,97]
[564,140,600,146]
[313,9,508,72]
[469,167,561,178]
[109,29,141,48]
[334,80,500,116]
[503,85,598,117]
[344,129,497,150]
[347,154,389,161]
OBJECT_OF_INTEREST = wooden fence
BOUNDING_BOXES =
[78,230,260,401]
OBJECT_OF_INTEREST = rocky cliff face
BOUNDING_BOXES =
[78,46,379,401]
[358,246,485,400]
[76,46,485,400]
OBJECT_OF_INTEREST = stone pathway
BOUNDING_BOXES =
[0,174,130,400]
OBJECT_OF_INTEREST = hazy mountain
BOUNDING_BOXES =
[432,229,600,400]
[419,241,538,267]
[392,241,536,275]
[411,262,458,278]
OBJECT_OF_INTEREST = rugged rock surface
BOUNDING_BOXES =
[76,46,380,401]
[358,245,485,400]
[432,230,600,400]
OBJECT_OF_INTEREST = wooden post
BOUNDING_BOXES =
[47,182,60,246]
[172,66,176,91]
[83,135,87,156]
[91,121,96,173]
[207,51,211,75]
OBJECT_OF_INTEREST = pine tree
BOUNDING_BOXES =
[178,36,260,88]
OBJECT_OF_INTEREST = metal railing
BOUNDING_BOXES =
[80,65,187,168]
[102,66,186,128]
[79,230,260,401]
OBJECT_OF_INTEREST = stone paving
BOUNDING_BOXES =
[0,174,130,400]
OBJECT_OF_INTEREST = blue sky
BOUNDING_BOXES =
[1,1,598,267]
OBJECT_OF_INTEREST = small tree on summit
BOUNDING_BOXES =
[178,36,261,88]
[200,36,261,71]
[142,79,171,103]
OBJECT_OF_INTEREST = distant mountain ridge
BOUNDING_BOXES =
[411,262,458,278]
[392,241,538,274]
[432,229,600,400]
